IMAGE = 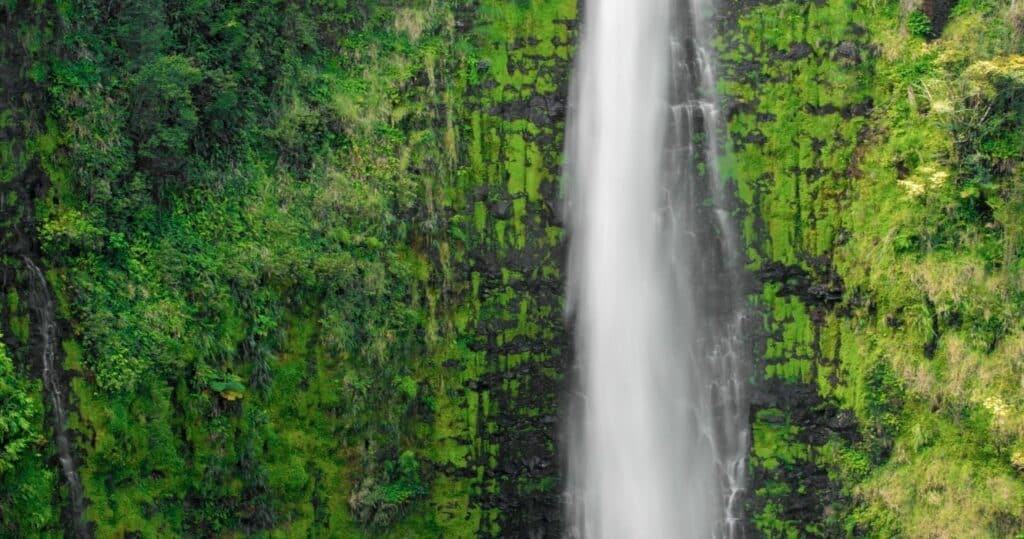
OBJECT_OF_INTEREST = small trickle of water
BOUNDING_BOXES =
[24,257,89,538]
[564,0,750,537]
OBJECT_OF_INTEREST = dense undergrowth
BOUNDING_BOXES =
[1,0,573,536]
[721,0,1024,535]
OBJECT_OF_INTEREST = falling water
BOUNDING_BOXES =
[24,257,88,538]
[564,0,750,536]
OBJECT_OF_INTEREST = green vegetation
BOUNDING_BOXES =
[4,0,1024,536]
[0,334,57,536]
[722,0,1024,535]
[907,10,934,39]
[2,0,572,536]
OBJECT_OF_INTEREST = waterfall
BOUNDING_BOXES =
[24,257,89,538]
[564,0,750,536]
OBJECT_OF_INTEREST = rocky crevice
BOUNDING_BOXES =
[2,4,89,536]
[23,256,89,538]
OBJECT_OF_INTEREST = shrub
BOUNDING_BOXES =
[348,450,427,528]
[908,10,933,38]
[129,55,202,180]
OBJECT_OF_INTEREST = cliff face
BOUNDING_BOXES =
[427,2,576,536]
[719,0,1024,535]
[1,1,574,537]
[1,3,65,534]
[3,0,1024,537]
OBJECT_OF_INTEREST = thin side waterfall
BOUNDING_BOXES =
[24,257,88,538]
[564,0,750,536]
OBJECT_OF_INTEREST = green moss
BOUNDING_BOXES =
[7,289,28,344]
[62,339,84,370]
[728,0,1024,534]
[5,0,563,534]
[753,409,809,471]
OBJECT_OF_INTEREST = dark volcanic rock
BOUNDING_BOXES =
[834,41,861,64]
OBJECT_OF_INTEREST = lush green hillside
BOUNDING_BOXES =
[3,0,1024,537]
[1,0,573,536]
[720,0,1024,535]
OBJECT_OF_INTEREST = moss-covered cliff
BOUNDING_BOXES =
[720,0,1024,535]
[4,0,1024,537]
[1,0,573,536]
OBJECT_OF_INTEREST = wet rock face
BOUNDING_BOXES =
[0,6,53,365]
[443,4,577,537]
[23,258,89,538]
[714,0,881,534]
[777,42,814,61]
[1,7,89,536]
[758,261,844,308]
[834,41,861,64]
[0,18,47,260]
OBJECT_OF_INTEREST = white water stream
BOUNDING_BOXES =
[24,257,88,538]
[565,0,750,536]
